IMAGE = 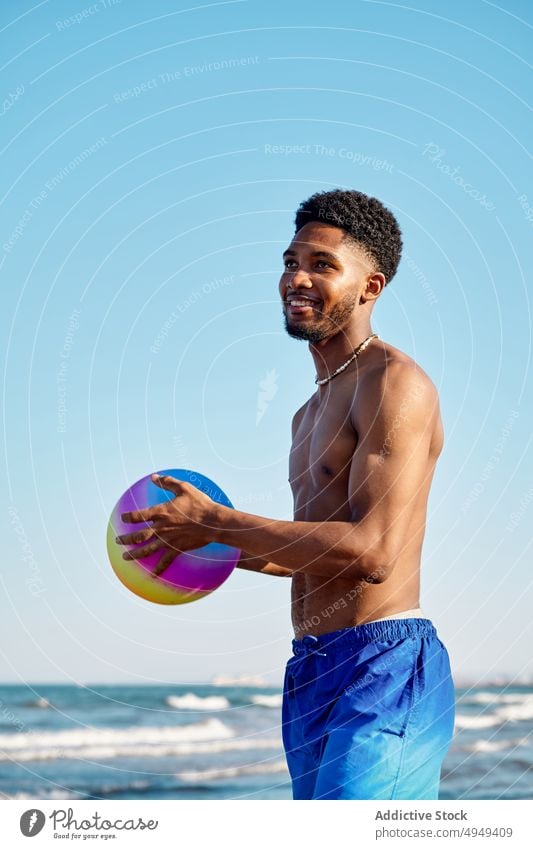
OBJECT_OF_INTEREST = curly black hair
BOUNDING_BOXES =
[294,189,403,285]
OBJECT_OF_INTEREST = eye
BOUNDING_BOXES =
[316,261,330,269]
[284,260,297,269]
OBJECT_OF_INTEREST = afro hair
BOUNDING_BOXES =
[294,189,403,284]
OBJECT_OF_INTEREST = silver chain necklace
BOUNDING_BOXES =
[315,333,380,385]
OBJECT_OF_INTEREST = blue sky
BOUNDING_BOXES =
[1,0,532,685]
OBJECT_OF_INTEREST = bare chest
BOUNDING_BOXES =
[288,391,357,519]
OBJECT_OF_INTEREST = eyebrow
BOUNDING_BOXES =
[282,249,341,263]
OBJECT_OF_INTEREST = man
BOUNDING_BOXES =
[116,188,455,800]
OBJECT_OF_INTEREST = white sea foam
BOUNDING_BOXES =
[2,780,151,800]
[2,789,74,800]
[464,736,531,754]
[165,694,230,710]
[455,692,533,731]
[0,718,231,751]
[177,759,288,783]
[0,718,233,762]
[0,720,282,763]
[30,697,52,709]
[251,694,283,708]
[463,692,533,707]
[97,779,152,793]
[1,736,281,763]
[460,692,500,705]
[496,701,533,722]
[454,714,501,730]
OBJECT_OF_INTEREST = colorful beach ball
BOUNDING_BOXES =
[106,469,241,605]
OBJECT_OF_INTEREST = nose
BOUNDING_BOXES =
[287,269,313,290]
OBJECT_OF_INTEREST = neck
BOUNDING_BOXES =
[310,318,375,385]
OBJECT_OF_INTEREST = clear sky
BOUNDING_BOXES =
[1,0,532,686]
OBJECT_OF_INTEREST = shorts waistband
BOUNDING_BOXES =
[291,618,437,657]
[368,606,426,623]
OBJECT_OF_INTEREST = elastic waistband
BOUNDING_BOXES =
[291,618,437,657]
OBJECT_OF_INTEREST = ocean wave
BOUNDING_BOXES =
[165,694,230,710]
[460,692,502,705]
[455,693,533,731]
[1,780,152,801]
[0,719,282,763]
[2,789,75,800]
[0,718,232,751]
[496,702,533,722]
[0,736,281,764]
[176,759,288,783]
[25,697,52,709]
[463,736,531,754]
[251,694,283,708]
[454,714,501,730]
[0,718,232,762]
[462,692,533,707]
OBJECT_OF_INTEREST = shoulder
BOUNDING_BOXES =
[291,397,312,436]
[356,348,440,427]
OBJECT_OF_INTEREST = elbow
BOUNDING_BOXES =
[341,554,392,584]
[345,538,399,584]
[365,539,402,583]
[363,560,393,584]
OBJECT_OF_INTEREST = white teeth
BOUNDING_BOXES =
[289,299,316,306]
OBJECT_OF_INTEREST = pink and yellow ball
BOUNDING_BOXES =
[107,469,241,605]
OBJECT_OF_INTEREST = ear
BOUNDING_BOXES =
[360,272,386,303]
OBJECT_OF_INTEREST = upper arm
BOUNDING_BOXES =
[289,401,309,484]
[348,363,439,577]
[291,401,308,439]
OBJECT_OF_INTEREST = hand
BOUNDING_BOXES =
[115,474,221,576]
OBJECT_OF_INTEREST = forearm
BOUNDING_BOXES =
[212,507,380,581]
[236,550,292,577]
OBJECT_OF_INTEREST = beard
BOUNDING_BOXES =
[283,291,358,344]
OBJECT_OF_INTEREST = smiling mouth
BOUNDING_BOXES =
[284,297,322,314]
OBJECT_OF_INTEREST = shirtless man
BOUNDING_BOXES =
[116,188,455,800]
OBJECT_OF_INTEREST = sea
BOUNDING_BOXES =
[0,683,531,800]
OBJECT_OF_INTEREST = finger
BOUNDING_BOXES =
[123,540,165,560]
[151,549,178,578]
[121,505,163,523]
[116,528,155,546]
[151,474,185,496]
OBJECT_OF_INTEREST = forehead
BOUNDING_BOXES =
[284,222,373,270]
[287,221,347,253]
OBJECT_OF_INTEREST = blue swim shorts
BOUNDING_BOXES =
[282,618,455,800]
